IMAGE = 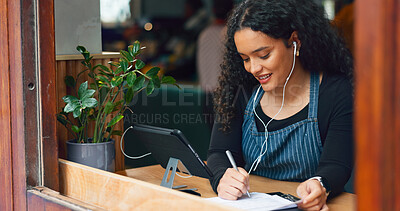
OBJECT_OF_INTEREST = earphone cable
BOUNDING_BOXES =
[120,126,152,159]
[248,42,297,174]
[175,172,193,178]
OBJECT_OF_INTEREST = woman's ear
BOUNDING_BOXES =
[289,31,301,56]
[289,31,301,48]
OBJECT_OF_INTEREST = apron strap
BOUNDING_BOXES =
[308,72,320,119]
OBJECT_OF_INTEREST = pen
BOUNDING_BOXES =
[226,150,251,198]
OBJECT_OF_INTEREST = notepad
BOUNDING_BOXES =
[205,192,301,211]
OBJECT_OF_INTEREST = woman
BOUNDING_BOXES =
[207,0,354,210]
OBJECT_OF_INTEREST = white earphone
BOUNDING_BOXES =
[248,41,298,174]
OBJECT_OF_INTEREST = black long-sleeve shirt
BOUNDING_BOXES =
[207,73,354,197]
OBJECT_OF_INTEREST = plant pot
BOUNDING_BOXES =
[66,139,115,172]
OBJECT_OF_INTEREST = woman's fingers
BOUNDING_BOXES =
[217,168,250,200]
[321,204,330,211]
[302,203,329,211]
[296,179,327,210]
[301,199,320,209]
[237,167,250,190]
[303,180,324,203]
[225,168,249,193]
[218,180,244,199]
[218,188,240,200]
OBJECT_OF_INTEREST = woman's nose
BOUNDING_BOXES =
[248,60,262,75]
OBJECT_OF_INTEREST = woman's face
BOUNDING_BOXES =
[234,28,295,92]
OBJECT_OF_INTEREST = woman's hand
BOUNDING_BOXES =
[296,179,329,211]
[217,167,250,200]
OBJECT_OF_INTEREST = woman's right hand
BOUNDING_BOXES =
[217,167,250,200]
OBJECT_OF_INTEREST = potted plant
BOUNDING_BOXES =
[57,41,178,172]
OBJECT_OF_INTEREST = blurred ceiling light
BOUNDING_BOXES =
[144,22,153,31]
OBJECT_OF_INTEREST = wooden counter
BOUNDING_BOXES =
[117,165,356,211]
[59,159,236,210]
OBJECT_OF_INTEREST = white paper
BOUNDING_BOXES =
[205,192,301,211]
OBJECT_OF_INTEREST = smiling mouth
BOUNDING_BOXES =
[257,73,272,80]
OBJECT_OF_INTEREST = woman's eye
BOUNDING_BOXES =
[242,58,250,62]
[260,53,270,59]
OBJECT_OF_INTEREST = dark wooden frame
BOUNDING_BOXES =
[20,0,59,190]
[37,0,59,190]
[1,0,28,210]
[1,1,16,210]
[1,0,59,209]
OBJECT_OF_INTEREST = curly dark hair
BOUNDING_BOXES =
[214,0,353,132]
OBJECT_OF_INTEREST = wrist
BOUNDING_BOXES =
[308,176,331,195]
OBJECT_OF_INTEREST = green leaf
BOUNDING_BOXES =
[97,70,113,78]
[63,103,74,113]
[108,61,119,68]
[135,59,145,70]
[111,76,123,87]
[56,114,68,126]
[161,76,176,84]
[133,75,145,91]
[127,72,136,87]
[95,64,112,73]
[115,67,123,75]
[81,89,96,101]
[64,76,75,88]
[119,59,129,73]
[145,67,160,78]
[110,130,123,136]
[174,84,181,89]
[89,83,97,90]
[107,115,124,127]
[83,53,91,61]
[112,100,124,112]
[72,107,82,118]
[71,125,81,133]
[98,83,107,88]
[82,98,98,108]
[62,95,78,104]
[78,81,88,99]
[88,72,96,80]
[82,52,90,61]
[76,46,86,54]
[146,80,155,95]
[104,101,114,114]
[96,76,111,85]
[128,45,134,56]
[125,87,134,103]
[99,87,109,104]
[132,41,140,56]
[64,101,80,113]
[152,76,161,88]
[120,50,133,62]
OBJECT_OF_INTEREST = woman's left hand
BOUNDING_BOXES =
[296,179,329,211]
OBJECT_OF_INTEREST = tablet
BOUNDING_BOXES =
[131,124,213,179]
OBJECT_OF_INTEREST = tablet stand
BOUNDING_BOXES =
[161,157,192,188]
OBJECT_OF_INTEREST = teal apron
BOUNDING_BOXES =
[242,72,322,181]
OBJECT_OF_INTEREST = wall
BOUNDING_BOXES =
[54,0,102,55]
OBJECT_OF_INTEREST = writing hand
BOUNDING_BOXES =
[296,179,329,211]
[217,167,250,200]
